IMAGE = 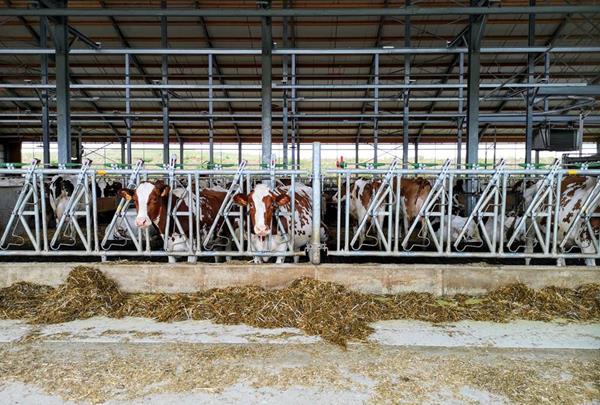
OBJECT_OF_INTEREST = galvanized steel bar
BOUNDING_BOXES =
[261,3,273,166]
[53,3,71,165]
[40,16,50,165]
[161,7,170,166]
[1,5,598,17]
[525,0,536,165]
[125,54,132,165]
[403,1,411,168]
[208,53,214,165]
[309,142,321,264]
[2,46,600,55]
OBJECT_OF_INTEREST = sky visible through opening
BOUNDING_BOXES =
[21,142,599,169]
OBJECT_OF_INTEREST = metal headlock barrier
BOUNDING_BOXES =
[1,143,600,265]
[0,151,309,262]
[327,158,600,264]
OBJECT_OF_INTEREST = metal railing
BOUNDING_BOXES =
[326,160,600,264]
[0,155,310,262]
[1,144,600,265]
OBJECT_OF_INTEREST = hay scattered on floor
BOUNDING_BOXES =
[0,266,598,346]
[30,266,126,324]
[0,282,53,319]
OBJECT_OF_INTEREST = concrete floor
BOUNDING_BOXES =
[0,318,598,404]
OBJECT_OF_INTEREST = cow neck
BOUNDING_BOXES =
[153,195,169,236]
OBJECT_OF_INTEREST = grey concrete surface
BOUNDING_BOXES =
[0,262,597,295]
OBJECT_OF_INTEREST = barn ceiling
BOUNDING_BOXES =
[0,0,598,144]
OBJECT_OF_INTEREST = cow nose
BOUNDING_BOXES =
[135,217,149,228]
[254,225,269,237]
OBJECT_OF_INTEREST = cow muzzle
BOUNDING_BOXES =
[253,225,270,237]
[135,216,151,228]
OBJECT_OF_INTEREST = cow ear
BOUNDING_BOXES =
[160,185,171,197]
[118,188,135,201]
[233,193,248,206]
[275,194,291,206]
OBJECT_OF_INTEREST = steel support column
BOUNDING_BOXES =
[309,142,321,264]
[466,2,485,213]
[537,51,550,165]
[161,3,169,166]
[120,139,126,165]
[457,52,464,166]
[40,16,50,165]
[403,0,410,168]
[282,0,290,168]
[373,53,379,165]
[260,1,273,166]
[525,0,535,165]
[125,54,132,165]
[53,0,70,165]
[291,54,297,168]
[208,53,214,165]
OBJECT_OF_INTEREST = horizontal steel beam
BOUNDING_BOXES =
[537,85,600,96]
[1,46,599,55]
[0,5,598,17]
[1,96,564,103]
[1,115,595,125]
[0,82,589,90]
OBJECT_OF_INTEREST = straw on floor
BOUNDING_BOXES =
[0,266,598,346]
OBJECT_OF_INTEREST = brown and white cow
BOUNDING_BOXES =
[333,177,432,245]
[233,182,325,263]
[520,176,599,266]
[118,180,226,253]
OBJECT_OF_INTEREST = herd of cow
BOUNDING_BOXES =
[40,170,599,265]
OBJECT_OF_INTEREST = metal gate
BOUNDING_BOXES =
[326,159,600,263]
[0,156,308,262]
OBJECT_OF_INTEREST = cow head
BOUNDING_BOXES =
[233,183,290,237]
[118,181,170,230]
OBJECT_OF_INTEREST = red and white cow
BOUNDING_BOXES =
[233,182,325,263]
[118,180,226,253]
[521,176,599,266]
[333,177,432,245]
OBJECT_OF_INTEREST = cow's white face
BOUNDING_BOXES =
[233,183,290,237]
[118,181,170,230]
[133,182,156,228]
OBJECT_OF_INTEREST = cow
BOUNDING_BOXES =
[332,177,432,246]
[519,176,599,266]
[48,175,76,224]
[97,177,123,198]
[447,215,520,245]
[117,180,227,255]
[232,182,326,263]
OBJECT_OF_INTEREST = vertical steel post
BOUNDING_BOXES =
[261,2,273,166]
[161,5,169,166]
[403,1,411,168]
[180,139,184,166]
[40,16,50,165]
[54,1,71,165]
[466,3,485,213]
[238,139,242,163]
[291,54,296,168]
[309,142,321,264]
[373,53,379,165]
[120,139,126,165]
[537,51,549,165]
[125,54,132,165]
[457,52,464,166]
[282,0,290,168]
[525,0,536,165]
[208,53,214,165]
